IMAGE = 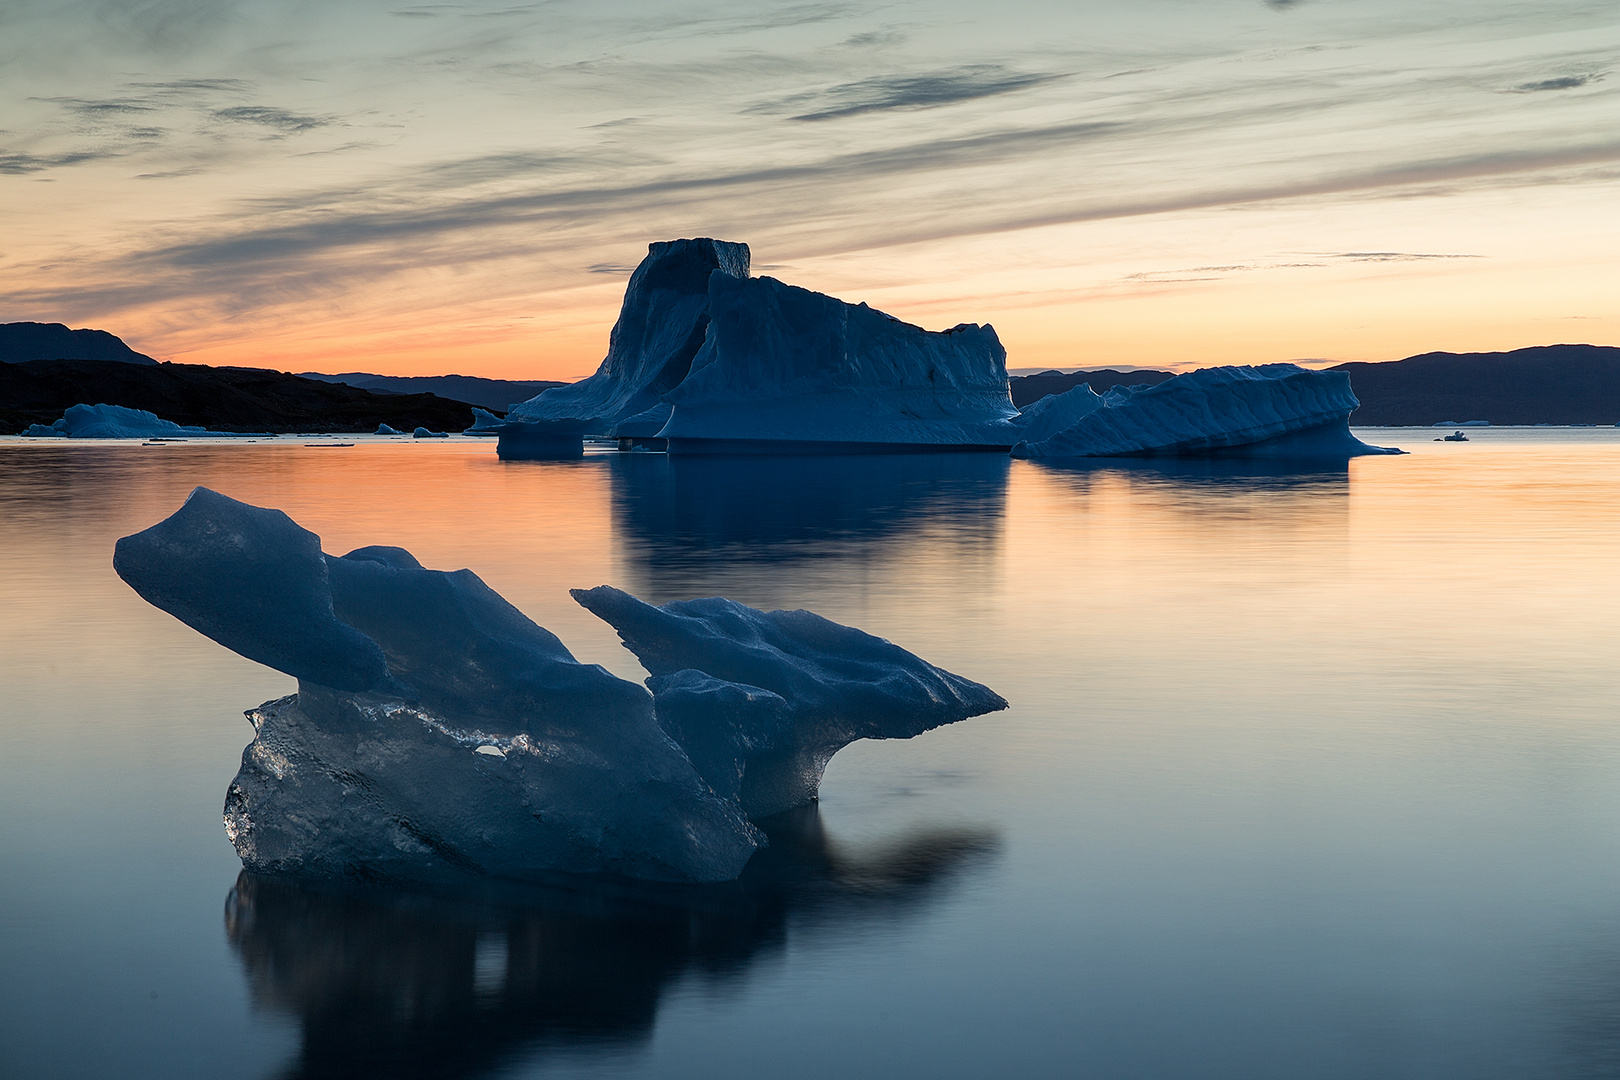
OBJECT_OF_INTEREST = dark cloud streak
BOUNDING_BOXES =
[748,65,1066,121]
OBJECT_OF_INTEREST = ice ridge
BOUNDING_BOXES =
[1013,364,1401,458]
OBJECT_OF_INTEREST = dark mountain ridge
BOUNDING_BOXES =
[299,372,563,412]
[0,321,158,366]
[0,358,480,435]
[1330,344,1620,425]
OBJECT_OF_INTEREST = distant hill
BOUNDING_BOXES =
[0,322,158,366]
[1333,344,1620,425]
[0,358,479,435]
[299,372,564,412]
[1009,368,1174,408]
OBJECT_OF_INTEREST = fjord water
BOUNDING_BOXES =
[2,430,1619,1080]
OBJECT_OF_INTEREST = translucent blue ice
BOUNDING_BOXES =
[113,488,1005,883]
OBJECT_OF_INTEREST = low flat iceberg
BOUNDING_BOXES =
[1012,365,1401,459]
[113,489,1004,884]
[23,402,246,439]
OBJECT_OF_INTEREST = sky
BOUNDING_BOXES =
[0,0,1615,379]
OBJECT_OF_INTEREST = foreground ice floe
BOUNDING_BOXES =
[498,238,1016,455]
[1012,365,1401,458]
[113,488,1004,883]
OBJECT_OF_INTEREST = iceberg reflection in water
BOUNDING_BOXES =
[605,452,1008,599]
[226,807,996,1080]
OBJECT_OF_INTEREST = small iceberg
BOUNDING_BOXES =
[22,402,251,439]
[412,427,449,438]
[374,423,403,435]
[1012,365,1402,459]
[111,489,1005,884]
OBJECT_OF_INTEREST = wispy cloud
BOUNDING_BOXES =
[1510,74,1603,92]
[0,149,118,174]
[211,106,332,134]
[750,65,1066,121]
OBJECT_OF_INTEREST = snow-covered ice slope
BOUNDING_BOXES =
[659,273,1019,451]
[572,585,1008,817]
[497,238,750,456]
[1013,365,1401,458]
[112,489,1004,882]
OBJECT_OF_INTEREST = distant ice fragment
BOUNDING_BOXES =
[1013,365,1402,458]
[113,489,1002,882]
[464,408,504,433]
[413,427,449,438]
[572,585,1008,817]
[32,402,243,439]
[375,423,403,435]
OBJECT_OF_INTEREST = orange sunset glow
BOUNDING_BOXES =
[3,1,1615,379]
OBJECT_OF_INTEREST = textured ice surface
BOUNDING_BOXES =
[464,408,504,433]
[25,402,238,439]
[573,586,1008,817]
[374,423,403,435]
[1009,383,1105,445]
[113,488,1002,882]
[660,272,1018,451]
[1013,365,1401,458]
[502,238,750,442]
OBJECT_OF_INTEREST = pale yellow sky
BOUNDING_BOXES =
[1,0,1615,379]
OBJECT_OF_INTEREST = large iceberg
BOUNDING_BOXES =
[658,273,1018,452]
[499,238,751,457]
[1012,365,1401,458]
[497,238,1017,455]
[112,488,1003,884]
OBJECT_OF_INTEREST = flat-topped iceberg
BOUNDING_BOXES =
[1012,365,1400,458]
[659,273,1018,452]
[112,488,1004,884]
[497,238,1017,455]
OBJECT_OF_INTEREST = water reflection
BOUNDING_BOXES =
[606,453,1007,602]
[1026,455,1352,490]
[226,808,997,1080]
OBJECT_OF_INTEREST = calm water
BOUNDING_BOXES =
[3,430,1620,1079]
